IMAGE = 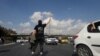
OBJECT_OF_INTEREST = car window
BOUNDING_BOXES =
[87,21,100,33]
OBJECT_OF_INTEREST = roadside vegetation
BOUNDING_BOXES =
[0,25,17,44]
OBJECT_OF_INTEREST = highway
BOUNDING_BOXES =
[0,43,77,56]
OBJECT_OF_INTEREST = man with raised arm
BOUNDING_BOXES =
[31,18,51,55]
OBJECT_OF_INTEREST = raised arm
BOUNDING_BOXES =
[46,18,51,25]
[92,23,96,29]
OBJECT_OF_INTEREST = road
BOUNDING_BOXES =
[0,43,76,56]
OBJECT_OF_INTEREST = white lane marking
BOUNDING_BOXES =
[0,43,15,46]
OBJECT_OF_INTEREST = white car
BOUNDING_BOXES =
[74,20,100,56]
[45,38,58,45]
[17,39,28,43]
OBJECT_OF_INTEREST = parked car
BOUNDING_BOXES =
[16,37,28,43]
[59,38,69,44]
[68,37,74,44]
[45,38,58,45]
[17,39,28,43]
[74,20,100,56]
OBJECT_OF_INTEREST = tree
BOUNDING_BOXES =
[0,25,17,43]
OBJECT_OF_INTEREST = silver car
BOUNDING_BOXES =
[45,38,58,45]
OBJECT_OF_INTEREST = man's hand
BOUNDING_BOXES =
[46,17,51,25]
[32,30,36,36]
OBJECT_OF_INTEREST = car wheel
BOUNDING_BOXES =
[54,43,57,45]
[55,43,58,45]
[77,45,93,56]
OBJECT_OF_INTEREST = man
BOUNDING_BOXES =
[31,18,51,55]
[29,32,36,49]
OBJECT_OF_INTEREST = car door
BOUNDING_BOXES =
[87,21,100,53]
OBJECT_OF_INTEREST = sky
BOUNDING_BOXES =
[0,0,100,35]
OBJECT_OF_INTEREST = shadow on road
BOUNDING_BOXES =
[33,50,48,56]
[0,49,10,53]
[72,53,78,56]
[41,51,48,56]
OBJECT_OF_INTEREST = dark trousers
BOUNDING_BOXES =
[31,39,44,52]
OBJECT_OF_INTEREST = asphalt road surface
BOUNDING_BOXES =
[0,43,76,56]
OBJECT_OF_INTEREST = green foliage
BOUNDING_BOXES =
[0,25,17,37]
[0,25,17,42]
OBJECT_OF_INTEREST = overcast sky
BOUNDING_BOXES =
[0,0,100,35]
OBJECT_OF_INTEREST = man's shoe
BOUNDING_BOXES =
[31,51,35,55]
[40,52,43,55]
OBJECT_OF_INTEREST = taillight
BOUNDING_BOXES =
[73,35,78,40]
